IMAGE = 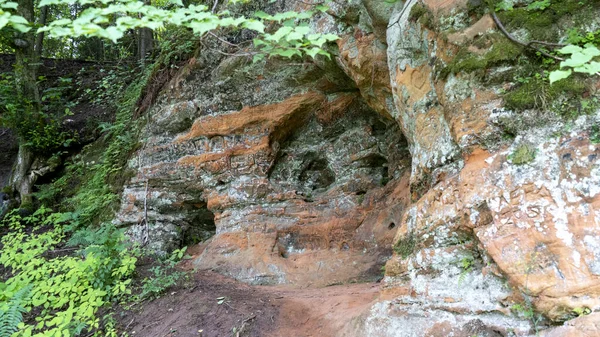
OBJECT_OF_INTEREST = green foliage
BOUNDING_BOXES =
[0,1,29,32]
[457,254,474,285]
[252,8,337,61]
[493,0,600,42]
[80,67,134,106]
[511,302,543,333]
[566,28,600,47]
[590,125,600,144]
[0,74,77,153]
[508,144,536,165]
[526,0,551,11]
[0,285,32,337]
[393,234,416,259]
[0,0,338,61]
[138,247,189,301]
[550,44,600,84]
[0,207,138,336]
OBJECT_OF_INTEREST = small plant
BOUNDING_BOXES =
[590,125,600,144]
[393,234,416,259]
[138,247,189,301]
[511,302,544,333]
[572,306,591,317]
[550,44,600,84]
[458,254,475,285]
[508,144,536,165]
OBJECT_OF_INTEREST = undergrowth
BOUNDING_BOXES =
[1,28,199,336]
[138,247,190,301]
[0,207,138,337]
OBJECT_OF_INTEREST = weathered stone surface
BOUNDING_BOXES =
[115,49,412,285]
[386,0,461,186]
[385,114,600,325]
[113,0,600,334]
[386,0,502,192]
[541,312,600,337]
[338,30,395,119]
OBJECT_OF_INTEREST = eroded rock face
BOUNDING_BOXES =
[115,0,600,334]
[115,48,412,285]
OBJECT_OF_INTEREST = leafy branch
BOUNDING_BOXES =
[491,12,564,62]
[0,0,339,61]
[550,44,600,83]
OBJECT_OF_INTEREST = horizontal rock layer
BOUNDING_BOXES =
[115,0,600,335]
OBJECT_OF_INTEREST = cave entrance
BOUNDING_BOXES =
[182,203,216,247]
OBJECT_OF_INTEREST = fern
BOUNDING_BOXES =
[0,285,32,337]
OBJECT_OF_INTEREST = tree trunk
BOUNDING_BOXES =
[138,0,153,64]
[11,0,40,208]
[14,0,40,106]
[34,5,48,56]
[138,28,153,63]
[9,144,36,208]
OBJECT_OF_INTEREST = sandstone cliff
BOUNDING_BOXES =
[112,0,600,335]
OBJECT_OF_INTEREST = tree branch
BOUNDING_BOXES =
[491,12,564,61]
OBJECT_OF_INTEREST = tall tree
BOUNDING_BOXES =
[10,0,40,208]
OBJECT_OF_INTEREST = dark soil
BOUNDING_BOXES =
[116,270,282,337]
[115,261,380,337]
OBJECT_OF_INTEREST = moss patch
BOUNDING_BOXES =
[493,0,600,42]
[393,234,416,259]
[409,2,434,29]
[504,76,587,112]
[508,144,536,165]
[441,36,523,78]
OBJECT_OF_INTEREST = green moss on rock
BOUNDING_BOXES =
[496,0,600,42]
[504,76,586,112]
[394,234,416,259]
[508,144,536,165]
[441,37,523,78]
[409,2,434,29]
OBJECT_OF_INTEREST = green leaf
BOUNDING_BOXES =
[582,45,600,58]
[0,13,10,30]
[305,47,321,59]
[188,20,218,35]
[273,48,300,58]
[557,45,583,55]
[574,61,600,75]
[252,54,265,63]
[561,52,594,68]
[266,26,293,41]
[2,2,18,9]
[253,11,272,20]
[271,11,299,22]
[243,20,265,33]
[549,69,572,84]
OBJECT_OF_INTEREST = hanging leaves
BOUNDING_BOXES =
[550,44,600,83]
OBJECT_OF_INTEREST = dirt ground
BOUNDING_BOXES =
[116,269,380,337]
